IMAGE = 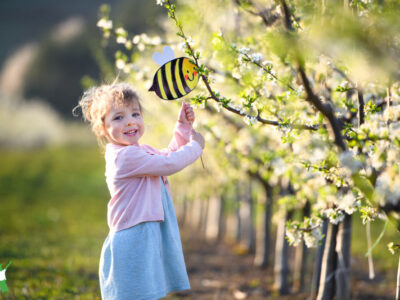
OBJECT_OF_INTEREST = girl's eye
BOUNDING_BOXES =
[132,113,140,117]
[114,116,122,121]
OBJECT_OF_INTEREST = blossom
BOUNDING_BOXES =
[337,192,360,215]
[249,53,263,64]
[286,226,302,246]
[244,115,258,126]
[156,0,166,5]
[97,18,113,30]
[324,208,345,225]
[116,59,126,70]
[116,36,127,44]
[304,227,323,248]
[237,46,250,55]
[339,150,362,174]
[132,35,140,44]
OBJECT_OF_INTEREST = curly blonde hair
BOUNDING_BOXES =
[73,82,142,147]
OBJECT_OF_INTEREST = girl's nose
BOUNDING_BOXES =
[126,117,134,126]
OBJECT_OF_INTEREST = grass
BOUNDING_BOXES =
[0,146,398,299]
[0,146,108,299]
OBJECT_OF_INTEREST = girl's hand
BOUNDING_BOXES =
[178,101,195,124]
[190,130,205,149]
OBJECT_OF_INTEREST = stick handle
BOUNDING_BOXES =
[200,155,205,169]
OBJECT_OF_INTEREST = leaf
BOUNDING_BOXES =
[352,173,374,203]
[365,219,389,258]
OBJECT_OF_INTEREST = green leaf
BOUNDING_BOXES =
[352,173,374,203]
[365,219,389,257]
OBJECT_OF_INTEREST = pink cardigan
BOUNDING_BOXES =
[104,121,203,233]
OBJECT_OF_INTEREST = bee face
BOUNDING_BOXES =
[182,59,199,90]
[149,57,200,100]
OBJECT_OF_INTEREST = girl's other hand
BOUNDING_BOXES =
[190,130,205,149]
[178,101,195,124]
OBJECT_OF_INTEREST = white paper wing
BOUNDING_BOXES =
[152,46,175,66]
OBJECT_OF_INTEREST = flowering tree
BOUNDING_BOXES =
[96,0,400,298]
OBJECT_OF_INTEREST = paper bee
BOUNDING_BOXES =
[149,46,200,100]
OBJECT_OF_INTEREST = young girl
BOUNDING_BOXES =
[74,82,205,299]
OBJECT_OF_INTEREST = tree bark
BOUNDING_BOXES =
[316,222,338,300]
[205,195,223,242]
[335,214,352,300]
[396,256,400,300]
[274,209,293,295]
[217,194,226,242]
[243,179,256,253]
[293,202,311,292]
[235,183,242,243]
[254,182,273,269]
[311,219,329,298]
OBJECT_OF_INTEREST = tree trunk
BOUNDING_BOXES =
[254,182,273,269]
[396,256,400,300]
[293,202,311,292]
[316,222,338,300]
[311,219,329,298]
[235,183,242,243]
[178,195,187,227]
[205,195,223,242]
[191,198,202,230]
[242,179,256,253]
[335,214,352,300]
[217,194,226,242]
[274,209,292,295]
[200,197,209,237]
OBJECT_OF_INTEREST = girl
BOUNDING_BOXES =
[73,82,205,299]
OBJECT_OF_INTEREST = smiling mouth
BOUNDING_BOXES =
[125,129,138,136]
[185,73,196,81]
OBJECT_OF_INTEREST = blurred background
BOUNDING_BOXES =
[1,0,400,299]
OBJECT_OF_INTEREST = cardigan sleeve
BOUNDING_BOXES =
[161,121,193,153]
[113,140,202,178]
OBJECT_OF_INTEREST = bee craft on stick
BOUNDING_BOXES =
[149,46,205,169]
[149,46,199,100]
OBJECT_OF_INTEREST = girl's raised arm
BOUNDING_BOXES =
[161,102,195,153]
[109,140,202,178]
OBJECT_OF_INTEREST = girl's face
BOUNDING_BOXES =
[103,100,144,146]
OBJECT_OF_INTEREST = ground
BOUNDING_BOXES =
[164,228,395,300]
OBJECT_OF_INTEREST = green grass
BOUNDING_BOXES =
[0,146,108,299]
[0,146,398,299]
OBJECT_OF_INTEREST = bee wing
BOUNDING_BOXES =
[152,46,175,66]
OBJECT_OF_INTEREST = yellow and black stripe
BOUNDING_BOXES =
[149,57,193,100]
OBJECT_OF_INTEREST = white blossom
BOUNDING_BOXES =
[237,46,250,55]
[244,115,258,126]
[132,35,140,44]
[339,150,362,174]
[97,18,113,30]
[337,192,360,215]
[304,227,323,248]
[263,60,273,68]
[156,0,166,6]
[232,68,241,79]
[324,208,345,225]
[116,59,125,70]
[116,36,127,44]
[249,53,263,64]
[115,27,127,35]
[286,227,302,246]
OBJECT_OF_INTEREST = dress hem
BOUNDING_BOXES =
[136,285,191,300]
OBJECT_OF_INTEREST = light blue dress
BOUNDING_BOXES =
[99,178,190,300]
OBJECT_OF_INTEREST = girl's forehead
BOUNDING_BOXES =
[108,100,140,111]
